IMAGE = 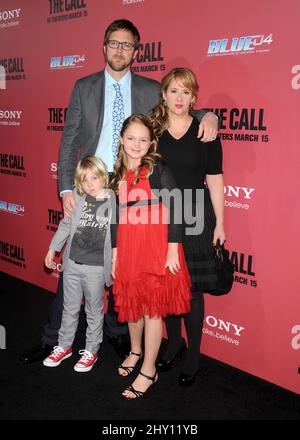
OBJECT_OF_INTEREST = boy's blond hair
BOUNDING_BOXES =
[74,156,109,196]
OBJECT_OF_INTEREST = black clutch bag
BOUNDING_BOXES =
[206,239,234,296]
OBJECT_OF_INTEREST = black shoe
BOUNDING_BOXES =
[178,371,197,387]
[108,335,130,359]
[20,343,54,364]
[122,370,158,400]
[156,339,187,372]
[118,351,143,376]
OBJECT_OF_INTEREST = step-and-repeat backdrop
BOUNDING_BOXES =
[1,0,299,394]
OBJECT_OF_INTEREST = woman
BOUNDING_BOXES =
[150,68,226,386]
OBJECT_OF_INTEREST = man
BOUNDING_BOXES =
[21,19,218,364]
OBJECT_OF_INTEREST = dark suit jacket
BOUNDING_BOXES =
[58,70,160,193]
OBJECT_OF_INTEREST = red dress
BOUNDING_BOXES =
[113,169,191,322]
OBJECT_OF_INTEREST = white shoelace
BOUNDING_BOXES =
[50,346,66,359]
[78,349,94,364]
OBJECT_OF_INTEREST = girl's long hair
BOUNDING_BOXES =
[111,114,161,193]
[149,67,199,137]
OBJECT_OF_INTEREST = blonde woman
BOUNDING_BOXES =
[150,68,226,386]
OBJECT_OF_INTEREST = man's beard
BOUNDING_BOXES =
[106,54,133,72]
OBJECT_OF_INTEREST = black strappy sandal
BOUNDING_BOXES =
[118,351,143,376]
[122,370,158,400]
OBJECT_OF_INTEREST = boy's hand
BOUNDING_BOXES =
[45,249,55,269]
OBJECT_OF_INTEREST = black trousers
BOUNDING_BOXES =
[41,272,128,346]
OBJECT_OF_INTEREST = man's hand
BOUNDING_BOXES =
[197,111,218,142]
[62,192,76,218]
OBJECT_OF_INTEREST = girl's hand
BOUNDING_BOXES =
[111,248,117,279]
[45,249,55,269]
[111,259,116,279]
[213,224,226,246]
[165,243,180,275]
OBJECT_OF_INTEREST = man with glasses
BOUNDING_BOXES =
[21,19,218,364]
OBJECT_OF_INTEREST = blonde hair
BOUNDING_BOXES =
[74,156,109,196]
[149,67,199,137]
[111,114,161,193]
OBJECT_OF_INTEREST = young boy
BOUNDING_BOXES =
[43,156,113,372]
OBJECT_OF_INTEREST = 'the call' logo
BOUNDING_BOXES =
[47,0,88,24]
[205,108,269,143]
[46,209,63,232]
[231,251,257,288]
[0,154,26,177]
[48,0,87,13]
[47,107,67,131]
[0,58,26,81]
[0,240,26,269]
[132,41,165,74]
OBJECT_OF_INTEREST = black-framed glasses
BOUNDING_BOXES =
[107,39,135,51]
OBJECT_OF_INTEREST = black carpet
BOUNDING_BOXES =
[1,271,299,427]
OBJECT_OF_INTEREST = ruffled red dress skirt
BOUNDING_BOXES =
[113,170,191,322]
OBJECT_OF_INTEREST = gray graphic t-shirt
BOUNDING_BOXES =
[69,195,109,266]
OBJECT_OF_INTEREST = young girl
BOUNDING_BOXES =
[43,156,113,372]
[111,114,191,399]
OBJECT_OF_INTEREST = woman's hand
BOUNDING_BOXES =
[206,174,226,246]
[165,243,180,275]
[213,224,226,246]
[45,249,55,269]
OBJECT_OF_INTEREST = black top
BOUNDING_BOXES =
[157,117,223,193]
[69,195,108,266]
